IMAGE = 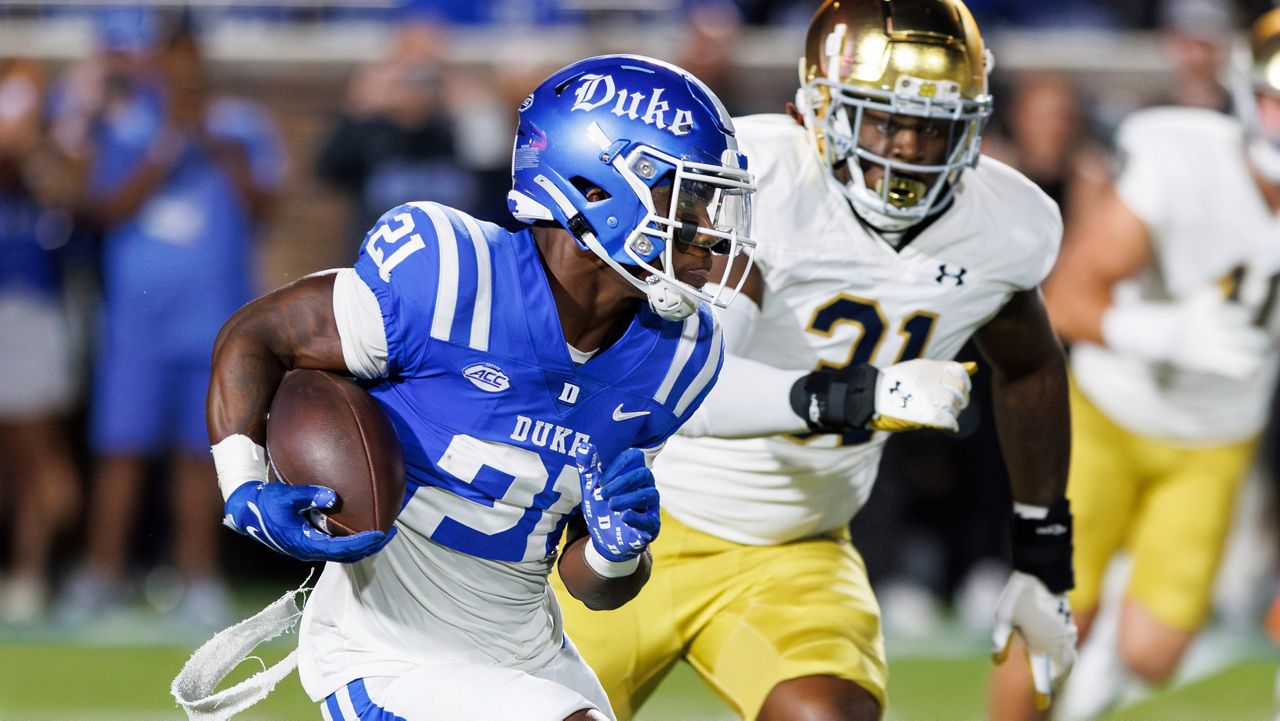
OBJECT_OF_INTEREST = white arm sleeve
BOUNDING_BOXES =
[678,292,810,438]
[332,267,389,379]
[640,443,664,467]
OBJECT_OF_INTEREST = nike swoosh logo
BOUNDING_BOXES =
[612,404,651,421]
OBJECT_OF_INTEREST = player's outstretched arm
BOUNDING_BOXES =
[208,273,394,563]
[557,445,657,610]
[975,288,1077,707]
[1046,182,1268,379]
[682,261,973,438]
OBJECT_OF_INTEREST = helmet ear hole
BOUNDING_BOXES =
[569,176,611,202]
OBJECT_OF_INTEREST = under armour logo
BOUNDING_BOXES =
[937,264,967,286]
[888,381,913,408]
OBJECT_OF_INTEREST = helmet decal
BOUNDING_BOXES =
[567,73,697,136]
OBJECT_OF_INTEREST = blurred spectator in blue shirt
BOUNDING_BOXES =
[0,58,82,625]
[53,16,284,631]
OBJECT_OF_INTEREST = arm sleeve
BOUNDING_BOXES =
[677,293,810,438]
[332,268,389,379]
[353,202,451,375]
[639,442,664,468]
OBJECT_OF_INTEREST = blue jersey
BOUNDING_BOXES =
[87,92,283,359]
[353,201,723,563]
[0,189,58,299]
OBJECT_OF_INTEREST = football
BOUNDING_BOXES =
[265,369,405,536]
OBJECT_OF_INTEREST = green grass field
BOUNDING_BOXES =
[0,581,1274,721]
[1,634,1275,721]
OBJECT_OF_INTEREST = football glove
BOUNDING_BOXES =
[789,359,975,434]
[992,499,1078,710]
[1101,291,1270,380]
[992,571,1078,710]
[575,443,660,564]
[223,481,395,563]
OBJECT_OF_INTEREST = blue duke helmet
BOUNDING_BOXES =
[509,54,757,320]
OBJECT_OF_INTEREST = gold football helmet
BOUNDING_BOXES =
[796,0,993,231]
[1236,7,1280,180]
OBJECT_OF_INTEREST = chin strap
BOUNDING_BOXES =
[531,174,698,321]
[846,187,923,233]
[645,275,698,321]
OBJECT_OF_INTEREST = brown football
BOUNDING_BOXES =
[265,369,405,536]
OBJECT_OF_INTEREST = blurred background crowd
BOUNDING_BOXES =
[0,0,1277,679]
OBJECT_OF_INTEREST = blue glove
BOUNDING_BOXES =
[575,444,660,562]
[223,481,396,563]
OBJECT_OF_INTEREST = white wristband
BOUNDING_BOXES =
[583,541,641,578]
[1013,502,1050,520]
[211,434,269,502]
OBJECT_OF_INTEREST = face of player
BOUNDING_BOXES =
[844,109,954,191]
[649,182,717,289]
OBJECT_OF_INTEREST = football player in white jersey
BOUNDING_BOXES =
[554,2,1076,720]
[991,9,1280,721]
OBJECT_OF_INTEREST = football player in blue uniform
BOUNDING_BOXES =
[206,55,755,721]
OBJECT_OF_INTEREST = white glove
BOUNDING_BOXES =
[1101,292,1270,380]
[869,359,976,432]
[992,570,1079,710]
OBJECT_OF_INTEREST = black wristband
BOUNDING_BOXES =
[1011,498,1075,594]
[788,365,878,433]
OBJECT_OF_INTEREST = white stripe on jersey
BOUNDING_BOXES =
[457,212,494,351]
[320,699,336,721]
[675,320,722,416]
[415,202,460,343]
[335,684,359,721]
[654,314,701,405]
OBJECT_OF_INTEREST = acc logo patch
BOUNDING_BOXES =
[519,93,534,112]
[463,363,511,392]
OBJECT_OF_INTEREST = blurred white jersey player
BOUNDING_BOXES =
[993,9,1280,721]
[555,2,1079,720]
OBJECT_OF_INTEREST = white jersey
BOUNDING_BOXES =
[655,114,1062,545]
[1071,108,1280,444]
[299,531,567,692]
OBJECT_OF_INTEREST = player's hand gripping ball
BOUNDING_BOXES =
[223,370,405,563]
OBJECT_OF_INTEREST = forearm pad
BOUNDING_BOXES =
[788,365,878,433]
[1011,498,1075,594]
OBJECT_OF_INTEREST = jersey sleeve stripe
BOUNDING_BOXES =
[654,313,701,405]
[674,318,723,416]
[457,212,494,352]
[416,202,461,343]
